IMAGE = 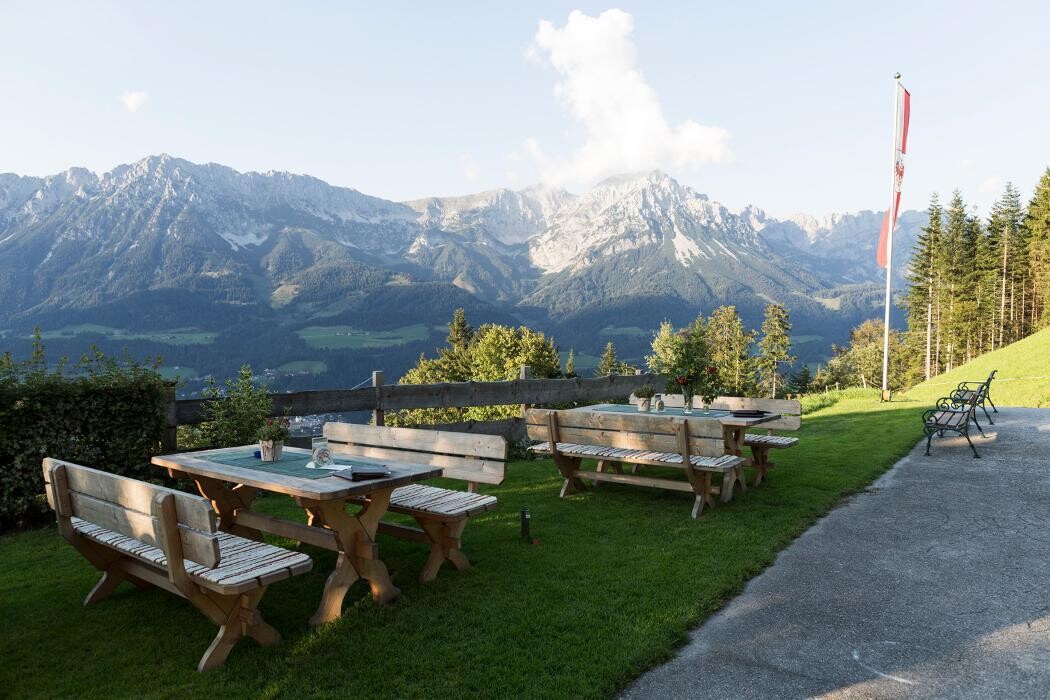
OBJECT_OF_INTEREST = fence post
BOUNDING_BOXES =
[372,370,385,426]
[519,365,531,417]
[162,382,178,452]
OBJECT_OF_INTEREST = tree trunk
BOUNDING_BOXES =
[999,228,1009,347]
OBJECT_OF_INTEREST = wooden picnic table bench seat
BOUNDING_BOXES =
[525,408,745,518]
[922,392,985,458]
[710,397,802,486]
[323,422,506,582]
[42,458,312,672]
[948,369,997,424]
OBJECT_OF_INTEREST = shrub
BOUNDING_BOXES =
[0,340,168,531]
[178,365,273,449]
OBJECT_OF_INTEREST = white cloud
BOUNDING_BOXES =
[460,154,481,181]
[523,9,731,186]
[120,90,148,112]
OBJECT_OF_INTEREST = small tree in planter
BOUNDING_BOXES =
[257,418,291,462]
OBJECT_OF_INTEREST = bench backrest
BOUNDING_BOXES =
[42,458,221,567]
[709,396,802,431]
[323,422,508,486]
[524,408,726,457]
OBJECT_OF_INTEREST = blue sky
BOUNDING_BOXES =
[2,1,1048,218]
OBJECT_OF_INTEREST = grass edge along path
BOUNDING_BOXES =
[0,392,924,699]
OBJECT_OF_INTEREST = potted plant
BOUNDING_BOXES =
[634,384,655,411]
[257,417,291,462]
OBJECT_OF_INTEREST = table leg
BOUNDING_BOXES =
[722,426,748,497]
[169,469,262,539]
[301,489,399,626]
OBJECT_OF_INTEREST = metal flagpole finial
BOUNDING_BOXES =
[894,72,901,80]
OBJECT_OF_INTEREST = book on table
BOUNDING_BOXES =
[332,465,392,482]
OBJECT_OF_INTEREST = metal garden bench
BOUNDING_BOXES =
[922,391,985,458]
[948,369,997,425]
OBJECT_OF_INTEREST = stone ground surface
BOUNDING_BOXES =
[622,407,1050,700]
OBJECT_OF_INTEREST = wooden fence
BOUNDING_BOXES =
[164,368,663,449]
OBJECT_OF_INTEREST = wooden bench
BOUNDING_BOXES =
[41,458,312,672]
[949,369,997,425]
[923,391,985,458]
[524,408,745,518]
[710,396,802,486]
[323,422,507,582]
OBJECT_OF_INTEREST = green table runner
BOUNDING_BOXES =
[206,449,370,480]
[588,404,732,418]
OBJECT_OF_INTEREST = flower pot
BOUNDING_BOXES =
[637,398,651,412]
[260,440,284,462]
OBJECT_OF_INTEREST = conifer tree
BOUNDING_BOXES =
[704,305,756,395]
[595,342,618,376]
[756,303,795,398]
[564,349,577,378]
[1026,167,1050,328]
[903,194,942,381]
[988,183,1026,346]
[785,365,812,395]
[446,308,474,351]
[936,190,964,370]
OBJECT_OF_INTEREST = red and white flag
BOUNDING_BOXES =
[876,83,911,268]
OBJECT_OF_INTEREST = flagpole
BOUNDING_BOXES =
[880,72,901,401]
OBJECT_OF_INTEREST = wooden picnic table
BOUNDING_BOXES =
[152,446,441,626]
[575,402,781,491]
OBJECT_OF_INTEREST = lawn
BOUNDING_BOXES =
[276,360,328,375]
[901,326,1050,408]
[558,350,601,372]
[157,366,199,381]
[35,324,217,345]
[0,392,926,698]
[297,324,431,349]
[598,325,650,337]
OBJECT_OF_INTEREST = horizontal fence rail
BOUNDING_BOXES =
[167,369,664,449]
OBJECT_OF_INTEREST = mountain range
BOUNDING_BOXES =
[0,155,926,385]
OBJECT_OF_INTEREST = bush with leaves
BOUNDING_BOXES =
[178,365,274,449]
[389,310,561,426]
[0,336,168,531]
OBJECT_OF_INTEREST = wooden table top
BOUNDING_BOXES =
[152,446,442,501]
[572,403,780,428]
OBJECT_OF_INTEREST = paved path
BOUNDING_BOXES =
[622,408,1050,699]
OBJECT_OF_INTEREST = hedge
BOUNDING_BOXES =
[0,347,169,531]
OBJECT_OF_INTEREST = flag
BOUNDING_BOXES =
[876,83,911,268]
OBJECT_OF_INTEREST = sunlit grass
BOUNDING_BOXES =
[0,394,925,698]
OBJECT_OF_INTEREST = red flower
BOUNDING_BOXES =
[707,366,717,374]
[675,375,688,385]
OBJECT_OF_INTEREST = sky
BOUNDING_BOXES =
[2,1,1048,218]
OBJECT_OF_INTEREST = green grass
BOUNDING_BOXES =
[297,324,431,349]
[34,324,217,345]
[276,361,328,375]
[157,366,199,381]
[0,393,927,698]
[559,350,600,372]
[901,326,1050,407]
[598,325,649,337]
